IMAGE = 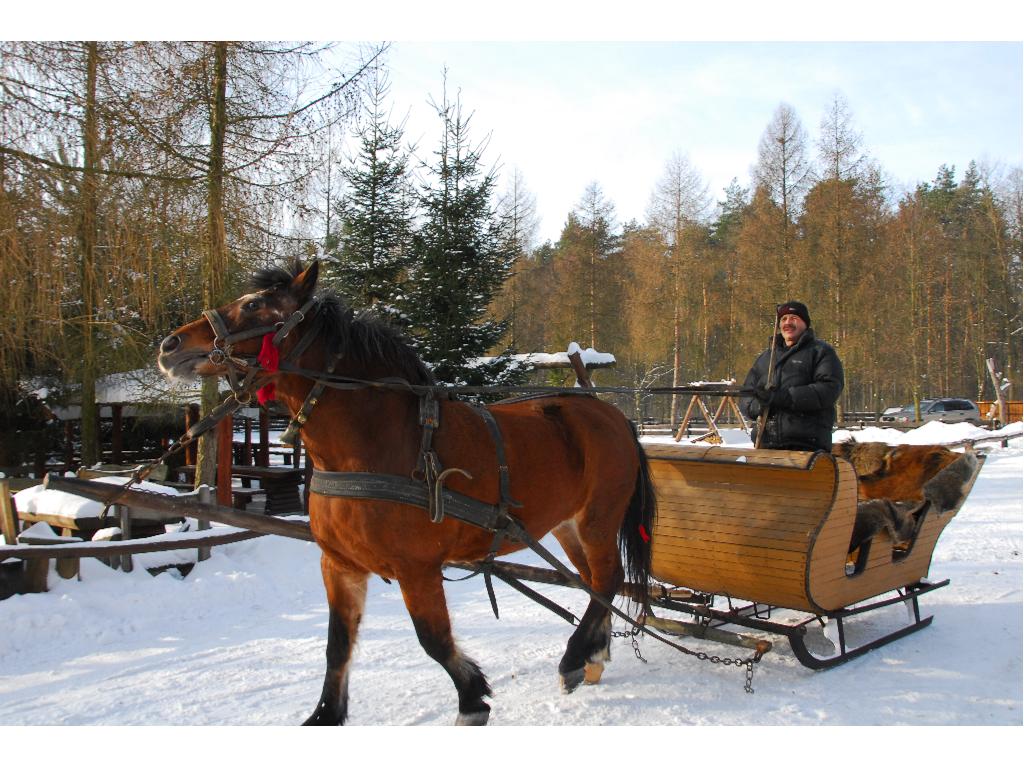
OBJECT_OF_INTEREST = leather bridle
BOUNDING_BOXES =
[201,296,318,403]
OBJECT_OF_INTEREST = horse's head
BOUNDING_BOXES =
[158,259,320,382]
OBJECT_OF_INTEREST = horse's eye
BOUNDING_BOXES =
[244,299,261,313]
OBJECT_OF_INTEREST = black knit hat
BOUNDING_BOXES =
[777,300,811,327]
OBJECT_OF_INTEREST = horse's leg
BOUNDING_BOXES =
[556,513,625,694]
[304,556,368,725]
[552,520,607,685]
[398,569,492,725]
[552,519,593,584]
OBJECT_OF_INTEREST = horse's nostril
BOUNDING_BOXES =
[160,334,181,353]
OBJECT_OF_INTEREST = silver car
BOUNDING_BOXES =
[879,398,982,426]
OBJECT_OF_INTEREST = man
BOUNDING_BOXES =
[740,301,844,452]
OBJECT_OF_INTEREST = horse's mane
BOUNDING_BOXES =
[250,261,435,386]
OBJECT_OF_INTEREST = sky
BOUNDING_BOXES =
[9,1,1024,245]
[377,40,1022,243]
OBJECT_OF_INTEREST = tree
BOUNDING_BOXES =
[753,102,813,286]
[1,41,379,477]
[324,67,415,320]
[490,167,538,351]
[647,152,712,423]
[547,183,621,354]
[403,85,519,387]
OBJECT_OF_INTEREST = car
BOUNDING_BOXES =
[878,398,982,426]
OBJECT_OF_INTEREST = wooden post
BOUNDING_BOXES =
[184,404,200,465]
[259,409,270,467]
[986,358,1007,426]
[117,504,133,573]
[567,349,593,389]
[197,485,212,562]
[243,417,253,466]
[1,477,18,546]
[111,404,123,465]
[5,476,47,592]
[673,396,700,442]
[216,415,233,508]
[55,528,80,580]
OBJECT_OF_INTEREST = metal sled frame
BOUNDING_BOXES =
[644,578,950,670]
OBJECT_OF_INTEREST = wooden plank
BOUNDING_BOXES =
[650,466,834,492]
[652,532,810,560]
[654,502,829,528]
[1,478,18,546]
[43,476,314,542]
[0,528,267,560]
[645,444,816,469]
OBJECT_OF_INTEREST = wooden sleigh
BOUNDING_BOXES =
[642,443,984,669]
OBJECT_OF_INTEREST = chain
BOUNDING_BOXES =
[613,620,765,693]
[612,625,648,663]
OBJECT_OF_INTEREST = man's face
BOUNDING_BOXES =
[779,313,807,346]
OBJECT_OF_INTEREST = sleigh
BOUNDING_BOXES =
[641,443,984,669]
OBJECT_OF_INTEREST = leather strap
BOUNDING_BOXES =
[309,470,503,531]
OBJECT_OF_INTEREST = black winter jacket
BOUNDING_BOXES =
[740,328,844,452]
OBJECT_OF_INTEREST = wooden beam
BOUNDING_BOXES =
[43,476,314,541]
[216,416,233,507]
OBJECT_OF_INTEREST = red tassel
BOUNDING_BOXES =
[638,523,650,543]
[256,333,279,404]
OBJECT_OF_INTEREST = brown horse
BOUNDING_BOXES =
[157,259,655,725]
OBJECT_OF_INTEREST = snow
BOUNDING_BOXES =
[0,423,1020,749]
[12,476,180,522]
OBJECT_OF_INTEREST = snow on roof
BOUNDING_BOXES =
[474,343,616,370]
[93,368,202,405]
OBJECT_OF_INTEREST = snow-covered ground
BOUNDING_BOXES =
[1,422,1020,747]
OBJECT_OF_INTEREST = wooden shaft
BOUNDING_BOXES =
[754,315,780,449]
[43,476,314,541]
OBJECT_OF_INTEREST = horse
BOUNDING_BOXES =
[157,259,655,725]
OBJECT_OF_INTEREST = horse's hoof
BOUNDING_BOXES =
[455,709,490,726]
[584,662,604,685]
[560,667,585,694]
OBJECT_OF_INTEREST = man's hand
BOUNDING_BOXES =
[754,385,791,410]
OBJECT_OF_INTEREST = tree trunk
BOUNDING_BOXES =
[78,41,100,467]
[196,41,229,489]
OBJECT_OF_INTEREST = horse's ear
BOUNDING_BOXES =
[291,259,320,302]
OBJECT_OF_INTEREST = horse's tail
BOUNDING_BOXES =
[620,422,656,604]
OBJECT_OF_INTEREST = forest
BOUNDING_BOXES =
[1,41,1021,465]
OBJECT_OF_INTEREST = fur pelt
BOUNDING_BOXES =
[832,440,962,501]
[845,449,978,554]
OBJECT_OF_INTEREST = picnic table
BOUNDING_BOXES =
[7,477,183,581]
[176,464,305,515]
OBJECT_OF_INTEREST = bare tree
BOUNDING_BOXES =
[647,152,711,425]
[753,102,813,285]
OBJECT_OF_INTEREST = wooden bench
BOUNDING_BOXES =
[642,443,984,667]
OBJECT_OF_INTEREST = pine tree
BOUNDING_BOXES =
[325,70,415,321]
[403,87,520,387]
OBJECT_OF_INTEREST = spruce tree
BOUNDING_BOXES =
[403,89,520,387]
[325,72,415,322]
